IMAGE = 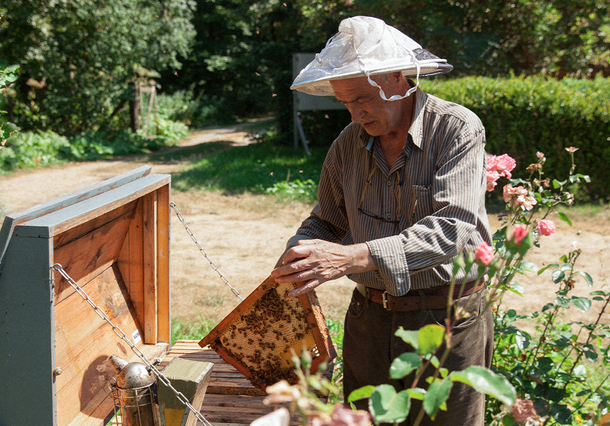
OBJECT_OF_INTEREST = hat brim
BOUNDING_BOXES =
[291,60,453,96]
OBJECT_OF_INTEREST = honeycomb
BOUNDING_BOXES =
[198,276,336,390]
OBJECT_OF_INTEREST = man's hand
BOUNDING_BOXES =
[271,239,374,297]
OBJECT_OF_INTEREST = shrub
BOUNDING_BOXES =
[1,122,185,172]
[0,130,70,170]
[422,75,610,201]
[157,91,237,128]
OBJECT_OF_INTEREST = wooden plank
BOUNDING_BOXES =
[53,208,134,304]
[54,265,141,426]
[118,199,145,333]
[21,174,170,235]
[143,191,157,344]
[156,184,171,343]
[53,201,137,250]
[158,342,300,426]
[158,358,214,426]
[0,166,151,265]
[302,290,337,372]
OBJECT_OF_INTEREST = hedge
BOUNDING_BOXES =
[421,75,610,201]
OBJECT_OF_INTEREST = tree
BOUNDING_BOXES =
[351,0,610,78]
[0,0,196,136]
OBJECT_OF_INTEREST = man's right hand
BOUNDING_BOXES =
[271,239,374,297]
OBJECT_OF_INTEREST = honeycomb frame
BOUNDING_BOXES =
[198,275,336,390]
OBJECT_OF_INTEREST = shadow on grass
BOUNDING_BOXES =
[142,140,233,164]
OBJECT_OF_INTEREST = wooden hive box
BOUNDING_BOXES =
[198,276,337,391]
[0,166,171,426]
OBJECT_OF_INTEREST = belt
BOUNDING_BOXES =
[356,280,485,311]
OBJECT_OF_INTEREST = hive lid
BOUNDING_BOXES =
[198,275,336,390]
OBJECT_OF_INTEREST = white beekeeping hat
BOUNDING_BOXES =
[291,16,453,98]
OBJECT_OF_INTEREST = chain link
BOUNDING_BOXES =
[51,264,214,426]
[170,202,243,301]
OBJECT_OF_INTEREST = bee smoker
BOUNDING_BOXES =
[107,355,161,426]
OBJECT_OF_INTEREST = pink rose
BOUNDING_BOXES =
[510,224,529,245]
[262,380,300,404]
[474,241,495,266]
[486,170,500,191]
[487,153,499,169]
[537,219,556,236]
[516,194,537,211]
[486,153,516,192]
[310,405,372,426]
[511,398,538,423]
[494,154,516,179]
[329,405,372,426]
[503,184,537,211]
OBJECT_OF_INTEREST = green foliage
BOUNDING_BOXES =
[157,91,238,127]
[353,0,610,78]
[265,178,318,203]
[326,318,344,403]
[0,125,184,172]
[490,254,610,424]
[0,130,70,170]
[299,110,353,148]
[422,76,610,201]
[170,316,216,346]
[0,61,19,144]
[0,0,195,135]
[159,0,351,135]
[480,150,610,425]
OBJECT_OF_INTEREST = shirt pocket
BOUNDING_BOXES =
[410,185,433,222]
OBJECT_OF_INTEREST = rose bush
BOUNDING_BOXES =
[260,147,608,426]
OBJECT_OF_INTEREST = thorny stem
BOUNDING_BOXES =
[559,290,610,397]
[522,251,580,380]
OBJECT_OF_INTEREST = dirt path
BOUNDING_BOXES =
[1,125,609,327]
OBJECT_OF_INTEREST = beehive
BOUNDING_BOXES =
[0,166,171,426]
[198,275,336,390]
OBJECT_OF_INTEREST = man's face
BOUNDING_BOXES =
[330,74,405,137]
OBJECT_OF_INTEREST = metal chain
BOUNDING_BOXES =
[51,264,214,426]
[170,202,243,301]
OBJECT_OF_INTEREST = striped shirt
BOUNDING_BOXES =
[292,86,492,296]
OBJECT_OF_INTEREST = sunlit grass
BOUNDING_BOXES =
[171,141,326,204]
[171,316,217,346]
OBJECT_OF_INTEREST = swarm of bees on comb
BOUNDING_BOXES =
[199,276,336,390]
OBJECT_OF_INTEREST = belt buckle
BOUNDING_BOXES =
[382,291,389,310]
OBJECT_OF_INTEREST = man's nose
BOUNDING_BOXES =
[348,104,365,122]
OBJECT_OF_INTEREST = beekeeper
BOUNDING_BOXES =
[272,16,493,426]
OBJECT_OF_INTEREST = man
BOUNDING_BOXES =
[271,16,493,425]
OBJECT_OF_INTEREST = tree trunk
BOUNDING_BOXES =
[129,82,139,133]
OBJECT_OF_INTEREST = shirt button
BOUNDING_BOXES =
[387,181,392,186]
[386,213,392,220]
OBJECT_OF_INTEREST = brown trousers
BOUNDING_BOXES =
[343,287,494,426]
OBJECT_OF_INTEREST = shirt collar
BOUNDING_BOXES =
[407,86,428,150]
